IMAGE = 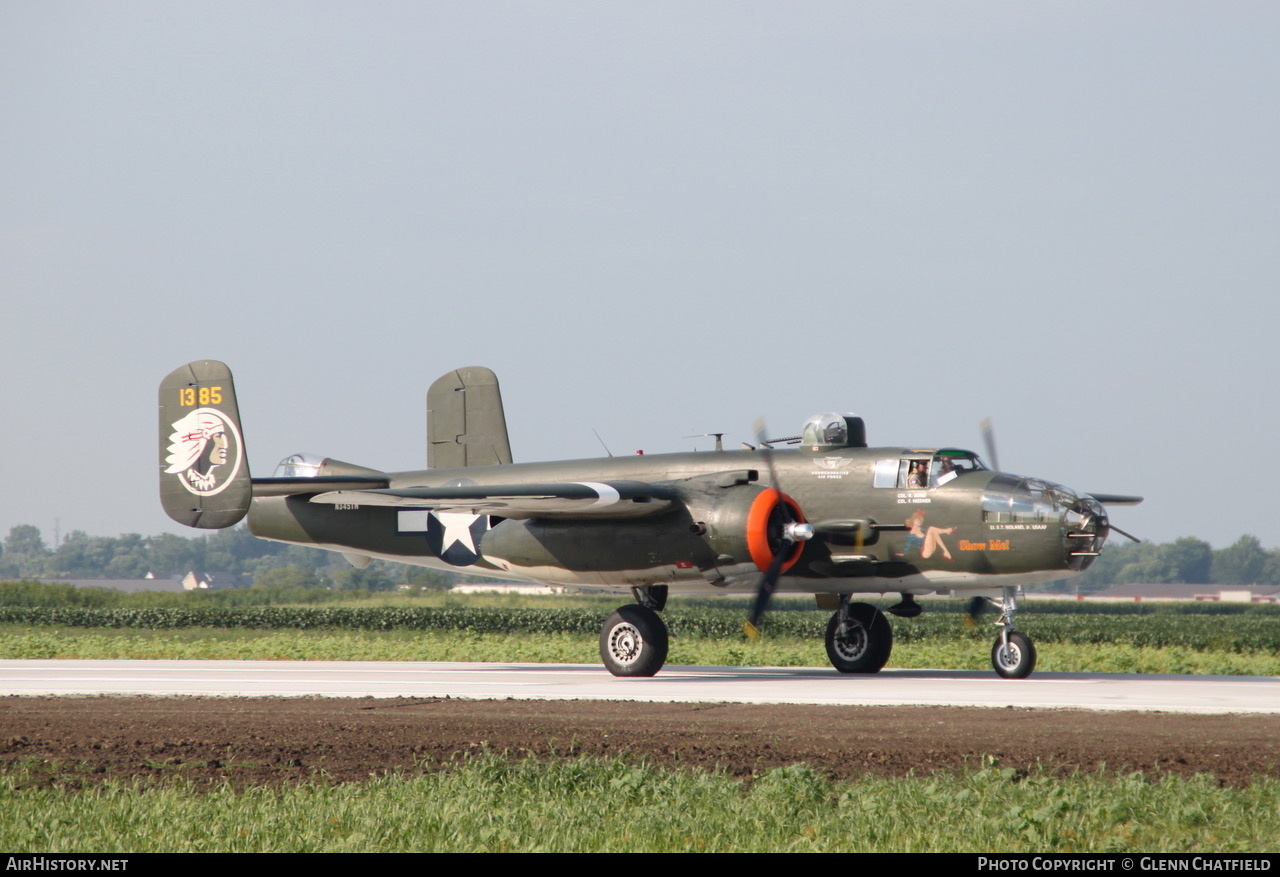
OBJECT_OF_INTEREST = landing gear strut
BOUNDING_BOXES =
[989,586,1036,679]
[599,586,669,677]
[824,597,893,674]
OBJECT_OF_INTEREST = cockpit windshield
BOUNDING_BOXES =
[932,450,985,485]
[872,450,985,489]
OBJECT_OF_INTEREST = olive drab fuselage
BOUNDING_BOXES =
[245,446,1101,597]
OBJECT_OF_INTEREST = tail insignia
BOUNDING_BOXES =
[164,408,245,496]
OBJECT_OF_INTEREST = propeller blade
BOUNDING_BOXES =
[752,417,779,485]
[1108,523,1142,544]
[746,416,779,640]
[962,596,989,631]
[980,417,1000,472]
[743,416,813,640]
[744,547,789,639]
[1088,494,1144,506]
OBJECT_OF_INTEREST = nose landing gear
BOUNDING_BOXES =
[988,586,1036,679]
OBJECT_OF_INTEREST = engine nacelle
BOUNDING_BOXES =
[477,473,807,588]
[682,477,806,575]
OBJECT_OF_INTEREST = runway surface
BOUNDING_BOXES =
[4,659,1279,713]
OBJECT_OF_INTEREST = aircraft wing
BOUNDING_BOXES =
[306,480,678,519]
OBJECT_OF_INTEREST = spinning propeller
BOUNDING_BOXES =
[980,417,1000,473]
[743,418,814,639]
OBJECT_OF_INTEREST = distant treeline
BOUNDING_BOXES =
[1068,535,1280,590]
[0,523,457,590]
[1,523,1277,591]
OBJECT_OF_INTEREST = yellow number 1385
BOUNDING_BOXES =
[179,386,223,406]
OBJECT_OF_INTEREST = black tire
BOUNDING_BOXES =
[599,605,669,677]
[991,631,1036,679]
[825,603,892,674]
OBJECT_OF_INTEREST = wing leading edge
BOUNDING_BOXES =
[307,480,678,519]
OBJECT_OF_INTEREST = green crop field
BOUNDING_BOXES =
[2,589,1279,674]
[4,624,1279,675]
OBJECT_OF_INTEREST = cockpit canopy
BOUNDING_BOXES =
[271,453,386,481]
[273,453,324,478]
[801,413,867,449]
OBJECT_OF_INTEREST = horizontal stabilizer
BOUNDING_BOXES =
[308,480,676,519]
[252,476,391,497]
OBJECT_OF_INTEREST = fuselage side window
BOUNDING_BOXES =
[872,459,898,488]
[874,458,935,488]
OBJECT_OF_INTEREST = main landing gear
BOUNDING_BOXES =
[988,586,1036,679]
[600,586,669,677]
[824,597,893,674]
[597,585,1036,680]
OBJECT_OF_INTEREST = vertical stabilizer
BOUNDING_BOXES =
[427,366,513,468]
[158,360,253,528]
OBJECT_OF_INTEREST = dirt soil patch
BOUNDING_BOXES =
[3,697,1278,788]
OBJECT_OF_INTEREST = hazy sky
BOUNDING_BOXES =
[2,2,1276,551]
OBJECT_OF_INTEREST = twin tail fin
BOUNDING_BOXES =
[158,360,253,529]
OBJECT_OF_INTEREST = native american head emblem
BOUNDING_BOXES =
[164,408,243,496]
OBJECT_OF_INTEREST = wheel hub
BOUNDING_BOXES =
[607,623,643,666]
[832,625,868,661]
[995,640,1021,669]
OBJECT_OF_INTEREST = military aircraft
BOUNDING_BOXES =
[159,360,1142,680]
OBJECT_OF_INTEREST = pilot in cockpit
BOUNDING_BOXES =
[935,455,977,486]
[906,462,926,488]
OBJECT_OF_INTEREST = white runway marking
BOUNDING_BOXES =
[3,660,1279,713]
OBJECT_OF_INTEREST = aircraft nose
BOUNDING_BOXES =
[1063,494,1109,571]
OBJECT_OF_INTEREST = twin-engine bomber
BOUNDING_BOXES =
[159,361,1142,679]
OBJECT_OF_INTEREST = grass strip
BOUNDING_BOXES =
[3,756,1277,853]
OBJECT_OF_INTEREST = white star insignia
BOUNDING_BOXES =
[435,512,481,555]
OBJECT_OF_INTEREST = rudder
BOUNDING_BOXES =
[426,366,513,468]
[158,360,252,528]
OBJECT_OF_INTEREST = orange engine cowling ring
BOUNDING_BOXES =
[744,488,806,574]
